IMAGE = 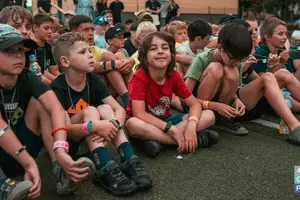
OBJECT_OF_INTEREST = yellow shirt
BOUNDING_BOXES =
[131,50,140,72]
[90,45,107,62]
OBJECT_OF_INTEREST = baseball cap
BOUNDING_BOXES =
[64,10,75,16]
[0,24,37,50]
[94,16,109,25]
[218,14,236,25]
[105,25,125,42]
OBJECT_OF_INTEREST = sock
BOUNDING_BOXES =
[0,168,7,185]
[92,147,113,169]
[121,92,129,108]
[117,142,135,162]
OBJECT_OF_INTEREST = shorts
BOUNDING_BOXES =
[0,118,43,177]
[235,86,274,122]
[193,81,220,102]
[161,113,186,125]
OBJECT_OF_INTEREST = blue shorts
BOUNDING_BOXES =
[161,113,186,125]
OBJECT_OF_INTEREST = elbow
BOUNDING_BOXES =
[133,111,146,120]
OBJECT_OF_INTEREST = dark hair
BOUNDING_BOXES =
[218,23,252,60]
[52,32,86,68]
[68,15,93,31]
[33,13,53,27]
[187,20,212,41]
[125,19,134,24]
[0,6,32,25]
[218,14,236,25]
[100,9,111,16]
[244,17,257,22]
[138,32,176,77]
[130,21,140,32]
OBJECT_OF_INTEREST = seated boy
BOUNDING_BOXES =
[184,23,251,135]
[51,32,152,196]
[176,20,212,77]
[124,21,140,57]
[167,20,188,47]
[94,16,109,49]
[68,15,130,107]
[0,24,94,198]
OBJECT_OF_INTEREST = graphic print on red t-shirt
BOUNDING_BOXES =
[126,69,192,118]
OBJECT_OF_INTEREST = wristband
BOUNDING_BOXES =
[188,116,199,124]
[111,60,116,70]
[103,61,107,72]
[83,122,88,134]
[203,101,209,109]
[53,140,69,152]
[13,146,26,157]
[51,127,68,136]
[99,61,104,72]
[164,121,172,132]
[87,120,93,133]
[110,117,122,130]
[0,125,10,137]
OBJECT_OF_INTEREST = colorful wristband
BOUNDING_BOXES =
[87,120,93,133]
[13,146,26,157]
[110,117,122,130]
[83,122,88,134]
[188,116,199,124]
[53,140,69,152]
[51,127,68,136]
[0,125,10,137]
[203,101,209,109]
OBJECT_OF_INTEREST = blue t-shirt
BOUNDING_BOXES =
[94,32,107,49]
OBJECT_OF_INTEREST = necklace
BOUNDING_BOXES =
[0,86,17,126]
[67,80,90,109]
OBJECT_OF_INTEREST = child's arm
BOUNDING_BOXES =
[0,118,41,198]
[93,51,123,73]
[176,52,195,65]
[41,75,52,85]
[44,70,56,81]
[48,65,61,77]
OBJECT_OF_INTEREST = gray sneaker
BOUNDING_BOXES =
[53,157,95,196]
[0,179,32,200]
[288,126,300,146]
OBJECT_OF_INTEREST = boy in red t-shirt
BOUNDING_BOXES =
[125,32,219,157]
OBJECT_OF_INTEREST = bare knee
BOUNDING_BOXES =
[204,62,224,80]
[261,72,276,85]
[97,104,113,113]
[82,106,99,118]
[202,110,215,127]
[223,66,239,84]
[125,117,144,137]
[274,69,294,84]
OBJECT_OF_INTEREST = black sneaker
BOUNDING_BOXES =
[0,179,32,200]
[215,114,248,136]
[144,140,163,158]
[121,156,152,190]
[93,161,137,196]
[197,130,219,148]
[287,126,300,146]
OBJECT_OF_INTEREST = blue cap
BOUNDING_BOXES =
[94,16,109,25]
[0,24,37,50]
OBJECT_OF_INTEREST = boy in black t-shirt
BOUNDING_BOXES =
[0,24,94,198]
[33,13,60,84]
[51,32,152,196]
[124,21,139,57]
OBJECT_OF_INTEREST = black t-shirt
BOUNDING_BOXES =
[36,42,56,73]
[96,2,108,15]
[145,0,161,16]
[109,1,124,24]
[37,0,51,13]
[166,4,179,23]
[0,69,49,128]
[50,73,110,117]
[124,39,137,57]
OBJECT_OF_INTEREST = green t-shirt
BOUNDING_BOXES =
[184,49,243,85]
[0,69,49,128]
[50,73,110,117]
[252,44,295,73]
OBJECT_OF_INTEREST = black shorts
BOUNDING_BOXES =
[0,118,43,177]
[235,86,274,122]
[193,81,220,102]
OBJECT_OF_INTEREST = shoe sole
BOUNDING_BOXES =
[92,177,138,196]
[144,142,162,158]
[212,125,249,136]
[57,157,95,196]
[8,180,33,200]
[136,182,153,190]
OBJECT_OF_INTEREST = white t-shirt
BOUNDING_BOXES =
[176,41,208,57]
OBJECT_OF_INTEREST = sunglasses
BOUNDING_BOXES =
[225,51,248,63]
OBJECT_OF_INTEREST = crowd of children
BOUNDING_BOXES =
[0,4,299,199]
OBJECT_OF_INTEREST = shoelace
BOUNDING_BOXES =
[129,163,147,177]
[0,179,17,199]
[109,168,127,183]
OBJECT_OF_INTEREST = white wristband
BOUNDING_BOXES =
[0,125,10,137]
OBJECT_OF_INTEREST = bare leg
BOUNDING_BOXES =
[218,66,239,105]
[197,62,224,100]
[106,71,128,96]
[239,72,300,131]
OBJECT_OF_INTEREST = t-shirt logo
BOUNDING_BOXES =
[147,96,170,116]
[4,103,19,112]
[67,99,88,114]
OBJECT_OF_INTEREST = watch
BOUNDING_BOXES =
[164,121,172,132]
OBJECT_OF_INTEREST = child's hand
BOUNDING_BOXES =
[55,149,89,183]
[241,55,257,72]
[119,58,135,74]
[91,134,107,145]
[279,50,289,64]
[94,120,118,142]
[215,102,237,119]
[168,125,185,152]
[267,53,281,68]
[183,123,198,152]
[232,98,246,116]
[24,163,41,199]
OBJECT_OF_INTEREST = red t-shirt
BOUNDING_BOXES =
[126,69,192,118]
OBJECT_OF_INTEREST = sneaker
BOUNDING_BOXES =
[121,156,152,190]
[143,140,163,158]
[197,129,220,148]
[0,179,32,200]
[288,126,300,146]
[53,157,95,196]
[93,161,137,196]
[214,114,248,136]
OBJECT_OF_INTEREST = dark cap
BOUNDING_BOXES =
[105,25,125,42]
[218,14,236,25]
[0,24,37,50]
[94,16,109,25]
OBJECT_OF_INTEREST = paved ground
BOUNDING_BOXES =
[35,113,300,200]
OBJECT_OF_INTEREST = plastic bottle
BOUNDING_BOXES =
[279,91,292,134]
[29,54,42,81]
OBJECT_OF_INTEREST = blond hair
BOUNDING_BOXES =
[136,21,157,38]
[167,20,186,36]
[260,16,286,44]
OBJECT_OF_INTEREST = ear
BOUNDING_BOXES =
[60,56,70,68]
[32,24,38,32]
[264,34,271,42]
